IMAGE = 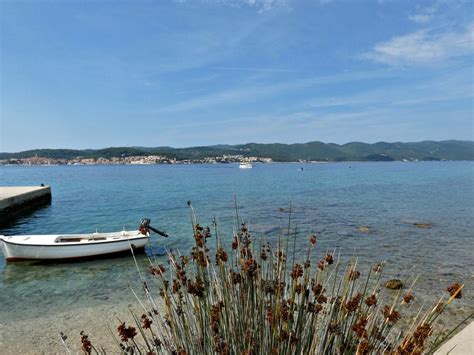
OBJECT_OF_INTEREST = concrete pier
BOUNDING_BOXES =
[0,186,52,225]
[435,321,474,355]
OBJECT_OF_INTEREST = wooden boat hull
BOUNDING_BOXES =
[0,232,148,262]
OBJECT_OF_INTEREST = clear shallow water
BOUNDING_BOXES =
[0,162,473,322]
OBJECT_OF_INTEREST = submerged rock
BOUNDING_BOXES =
[414,222,431,228]
[92,295,109,301]
[385,279,403,290]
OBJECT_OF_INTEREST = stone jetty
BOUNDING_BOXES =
[0,186,52,225]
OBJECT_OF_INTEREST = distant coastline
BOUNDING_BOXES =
[1,154,272,166]
[1,140,473,165]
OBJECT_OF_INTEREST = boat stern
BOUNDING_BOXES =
[0,235,10,260]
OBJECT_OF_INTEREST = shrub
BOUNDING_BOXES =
[65,202,468,354]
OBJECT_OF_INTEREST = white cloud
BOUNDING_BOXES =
[364,23,474,66]
[408,14,432,24]
[407,2,438,24]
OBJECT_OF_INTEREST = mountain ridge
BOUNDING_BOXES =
[1,140,473,162]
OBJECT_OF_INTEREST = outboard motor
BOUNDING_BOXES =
[139,218,151,235]
[139,218,169,238]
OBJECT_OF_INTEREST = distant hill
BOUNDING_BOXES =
[1,140,473,162]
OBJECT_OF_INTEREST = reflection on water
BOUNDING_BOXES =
[0,203,52,229]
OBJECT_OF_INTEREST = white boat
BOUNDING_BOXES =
[0,230,148,262]
[239,163,253,169]
[0,219,168,262]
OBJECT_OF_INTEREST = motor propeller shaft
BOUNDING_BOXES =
[140,218,169,237]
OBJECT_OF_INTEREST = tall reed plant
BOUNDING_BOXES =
[70,202,469,354]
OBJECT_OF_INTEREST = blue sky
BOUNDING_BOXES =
[1,0,473,152]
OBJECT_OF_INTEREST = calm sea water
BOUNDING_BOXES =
[0,162,473,323]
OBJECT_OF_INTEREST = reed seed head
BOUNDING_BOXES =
[383,306,401,324]
[403,293,415,304]
[446,283,463,299]
[117,322,137,342]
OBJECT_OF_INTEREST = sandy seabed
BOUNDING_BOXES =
[0,302,156,354]
[0,297,470,354]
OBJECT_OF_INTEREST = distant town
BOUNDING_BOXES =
[0,154,273,166]
[1,140,473,164]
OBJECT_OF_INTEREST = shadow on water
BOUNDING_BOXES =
[0,244,170,284]
[2,261,71,284]
[7,248,146,266]
[146,244,168,257]
[0,203,52,230]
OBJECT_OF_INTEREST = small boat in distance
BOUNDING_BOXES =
[239,162,253,169]
[0,218,168,262]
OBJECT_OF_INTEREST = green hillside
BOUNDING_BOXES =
[1,140,473,162]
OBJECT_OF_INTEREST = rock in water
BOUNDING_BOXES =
[414,222,431,228]
[385,279,403,290]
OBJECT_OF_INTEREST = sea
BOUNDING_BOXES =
[0,162,473,325]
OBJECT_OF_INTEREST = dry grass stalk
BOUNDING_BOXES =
[63,202,468,354]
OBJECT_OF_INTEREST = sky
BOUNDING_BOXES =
[0,0,473,152]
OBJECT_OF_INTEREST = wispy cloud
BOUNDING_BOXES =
[364,22,474,66]
[165,101,472,145]
[174,0,290,12]
[212,66,297,73]
[408,14,432,24]
[316,0,333,5]
[305,66,474,110]
[155,70,395,113]
[306,87,473,110]
[407,0,466,25]
[407,2,438,24]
